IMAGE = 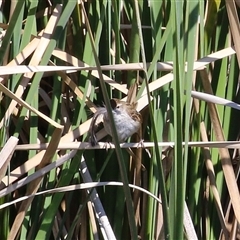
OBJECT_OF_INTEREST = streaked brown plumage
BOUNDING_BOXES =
[89,98,142,146]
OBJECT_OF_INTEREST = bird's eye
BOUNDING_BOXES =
[110,99,117,109]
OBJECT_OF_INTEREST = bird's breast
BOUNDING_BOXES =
[103,110,140,142]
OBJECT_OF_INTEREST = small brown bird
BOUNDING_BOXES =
[89,98,142,146]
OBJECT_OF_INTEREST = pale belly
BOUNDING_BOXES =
[103,111,140,142]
